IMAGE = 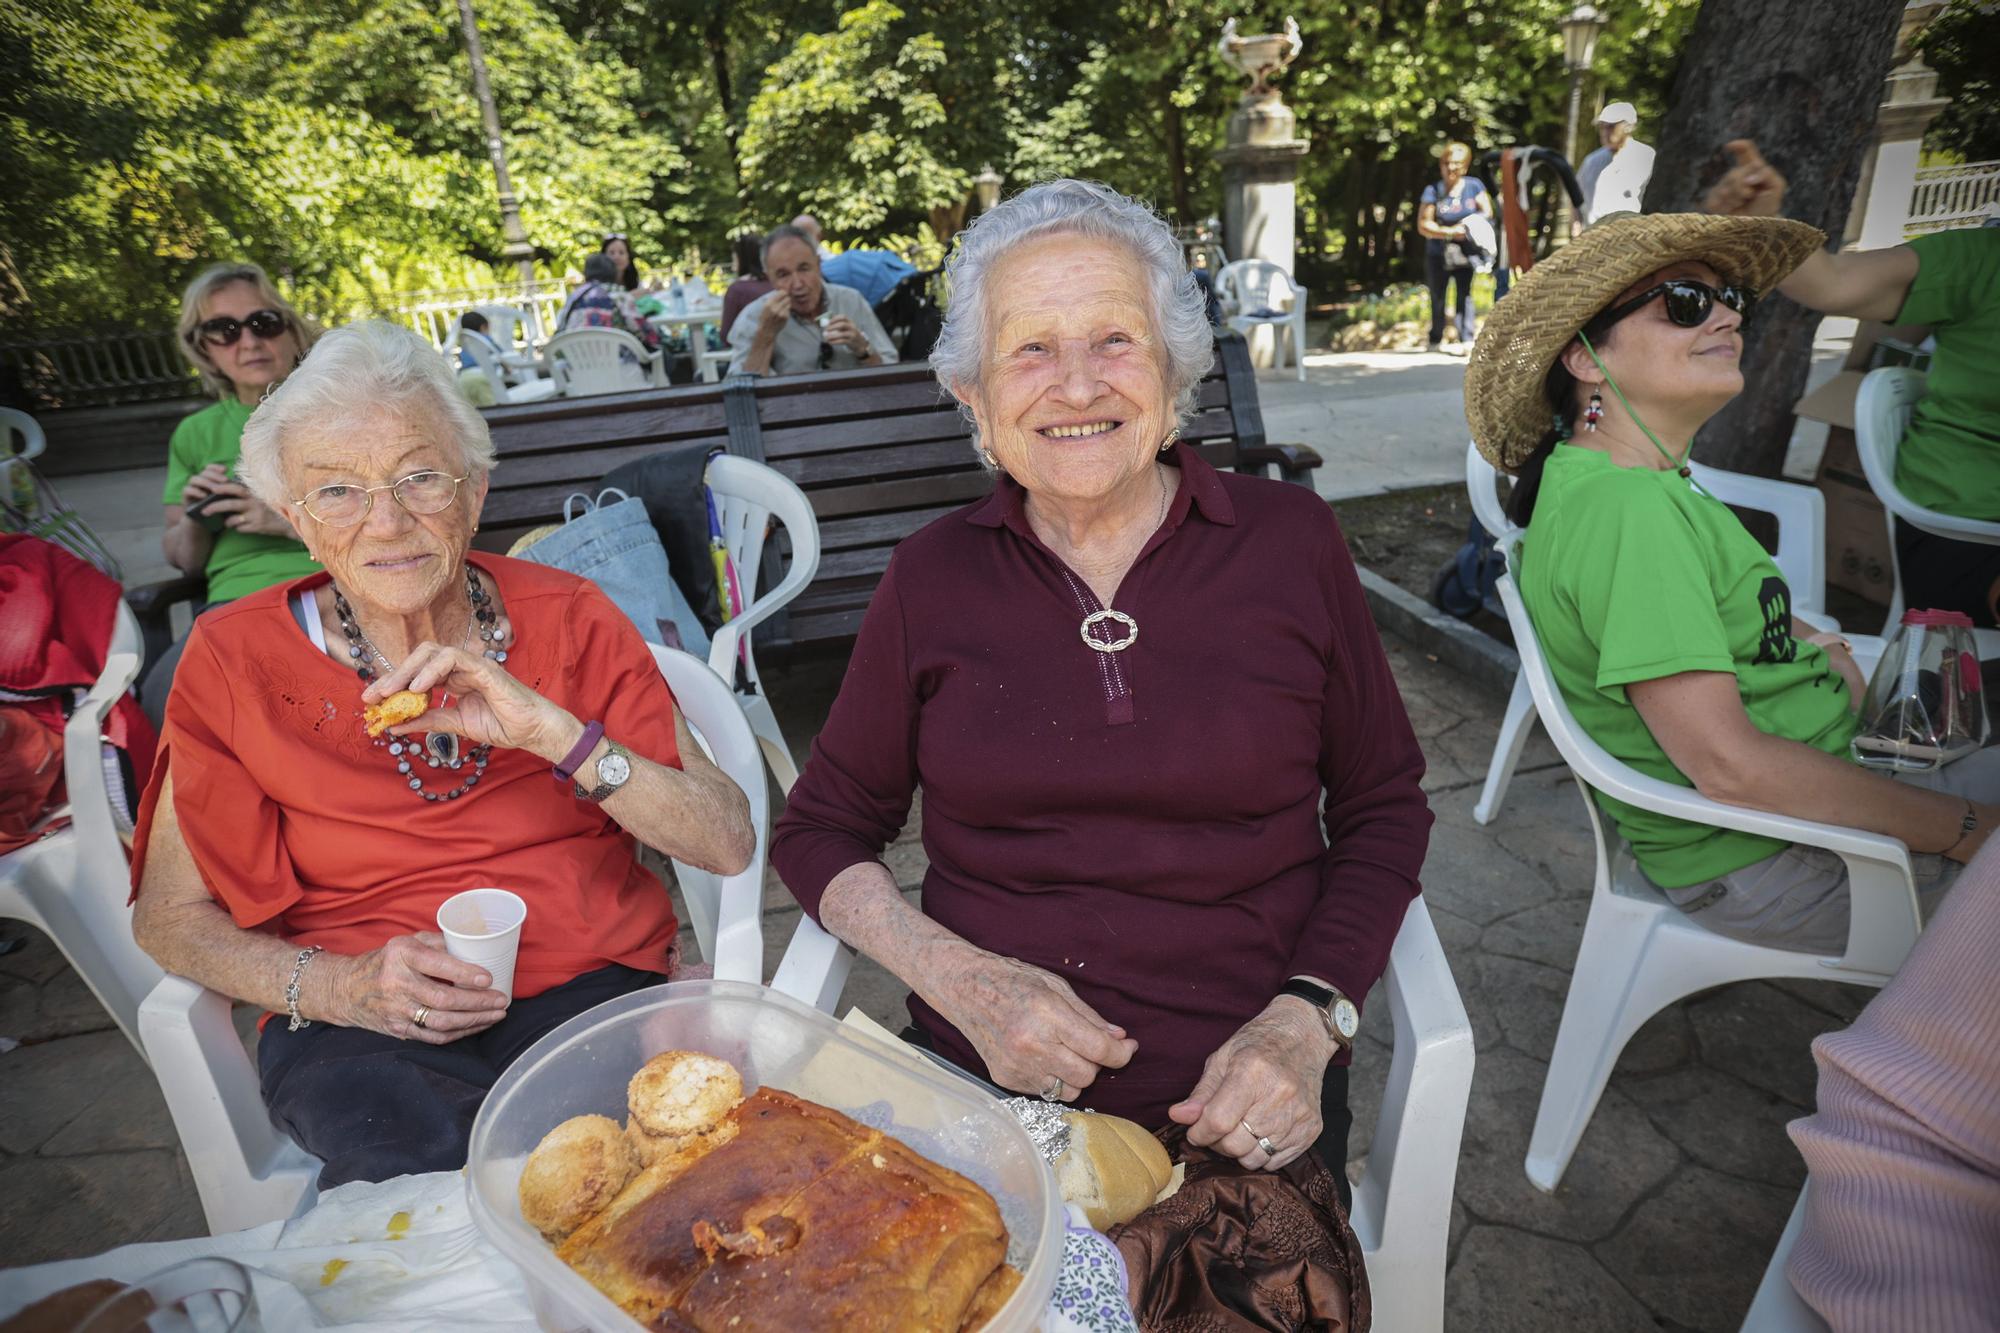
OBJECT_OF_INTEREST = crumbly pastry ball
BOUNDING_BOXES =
[626,1050,744,1138]
[519,1114,638,1240]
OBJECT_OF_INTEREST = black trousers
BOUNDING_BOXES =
[1426,250,1475,346]
[258,963,667,1188]
[1896,517,2000,628]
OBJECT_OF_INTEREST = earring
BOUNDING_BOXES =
[979,447,1000,470]
[1583,389,1604,432]
[1159,429,1181,455]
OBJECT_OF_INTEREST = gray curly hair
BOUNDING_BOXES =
[238,320,496,507]
[930,179,1211,457]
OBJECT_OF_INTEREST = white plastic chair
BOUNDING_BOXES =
[1497,571,1919,1192]
[1855,367,2000,650]
[770,897,1474,1333]
[703,454,822,795]
[1741,1182,1826,1332]
[457,332,556,405]
[138,645,768,1233]
[1217,259,1308,381]
[544,328,665,397]
[1469,441,1841,826]
[0,601,163,1058]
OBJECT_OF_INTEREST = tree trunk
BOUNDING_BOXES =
[1645,0,1904,477]
[703,0,746,207]
[1163,97,1193,223]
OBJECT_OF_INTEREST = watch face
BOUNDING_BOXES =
[598,750,632,787]
[1333,997,1360,1041]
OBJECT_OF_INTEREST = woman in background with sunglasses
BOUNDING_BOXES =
[1466,212,1999,954]
[142,263,323,728]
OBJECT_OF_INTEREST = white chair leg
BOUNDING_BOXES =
[771,914,855,1014]
[1473,670,1537,826]
[1525,885,1669,1192]
[738,690,799,795]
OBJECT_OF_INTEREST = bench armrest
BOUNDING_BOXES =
[1235,442,1324,483]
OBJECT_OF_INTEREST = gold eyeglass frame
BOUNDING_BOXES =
[291,472,469,527]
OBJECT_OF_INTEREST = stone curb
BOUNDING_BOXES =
[1354,565,1519,700]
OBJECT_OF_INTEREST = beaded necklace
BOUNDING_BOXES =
[331,566,512,803]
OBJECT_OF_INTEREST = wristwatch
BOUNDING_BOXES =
[574,740,634,803]
[1280,978,1360,1048]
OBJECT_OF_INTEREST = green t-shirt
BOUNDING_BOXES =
[1895,227,2000,520]
[162,398,318,604]
[1517,445,1860,888]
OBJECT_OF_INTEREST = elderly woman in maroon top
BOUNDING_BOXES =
[772,179,1432,1181]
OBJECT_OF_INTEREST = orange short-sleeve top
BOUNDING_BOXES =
[130,554,685,1001]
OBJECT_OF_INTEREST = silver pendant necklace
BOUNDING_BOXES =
[1079,464,1170,655]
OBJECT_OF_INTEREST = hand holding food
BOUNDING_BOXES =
[363,689,429,738]
[362,644,574,760]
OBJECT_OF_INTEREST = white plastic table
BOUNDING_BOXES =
[647,305,727,383]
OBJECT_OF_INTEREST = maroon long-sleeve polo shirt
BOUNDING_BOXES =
[771,444,1432,1124]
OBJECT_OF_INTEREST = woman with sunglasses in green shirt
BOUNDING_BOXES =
[1466,211,1999,955]
[143,262,321,727]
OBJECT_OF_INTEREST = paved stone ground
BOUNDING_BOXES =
[0,633,1872,1330]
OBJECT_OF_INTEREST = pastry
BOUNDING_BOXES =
[547,1068,1013,1332]
[362,689,428,738]
[518,1114,638,1241]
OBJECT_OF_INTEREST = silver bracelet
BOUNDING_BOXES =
[285,945,324,1033]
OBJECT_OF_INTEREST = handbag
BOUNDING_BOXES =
[514,487,711,658]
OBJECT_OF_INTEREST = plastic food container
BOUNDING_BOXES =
[466,980,1062,1332]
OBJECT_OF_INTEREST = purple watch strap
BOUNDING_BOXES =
[554,720,605,783]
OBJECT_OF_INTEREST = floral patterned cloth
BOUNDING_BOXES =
[1049,1204,1139,1333]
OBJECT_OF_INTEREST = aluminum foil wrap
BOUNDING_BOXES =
[1001,1096,1072,1164]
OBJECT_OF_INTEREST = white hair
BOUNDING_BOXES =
[930,179,1211,454]
[238,320,496,506]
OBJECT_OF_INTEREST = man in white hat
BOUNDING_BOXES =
[1576,102,1656,227]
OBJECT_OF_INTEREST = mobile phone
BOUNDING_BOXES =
[183,492,230,532]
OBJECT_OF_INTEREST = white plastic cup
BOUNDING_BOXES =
[437,888,527,999]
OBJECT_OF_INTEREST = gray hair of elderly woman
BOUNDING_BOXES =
[237,320,497,508]
[582,252,621,284]
[930,179,1210,453]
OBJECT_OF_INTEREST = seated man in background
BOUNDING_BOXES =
[454,310,503,370]
[726,225,897,377]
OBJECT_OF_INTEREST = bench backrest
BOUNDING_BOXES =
[475,334,1272,646]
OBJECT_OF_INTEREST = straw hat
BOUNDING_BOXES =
[1464,212,1824,473]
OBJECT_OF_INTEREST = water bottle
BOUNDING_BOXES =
[1850,609,1989,771]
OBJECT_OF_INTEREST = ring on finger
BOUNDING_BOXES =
[1041,1076,1065,1102]
[1241,1120,1278,1157]
[412,1004,431,1030]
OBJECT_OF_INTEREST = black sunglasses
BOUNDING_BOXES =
[1587,279,1755,338]
[192,309,289,348]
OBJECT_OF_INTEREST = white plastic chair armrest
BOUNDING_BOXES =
[65,651,139,852]
[770,913,855,1015]
[1795,609,1839,633]
[705,486,822,683]
[1349,900,1475,1264]
[708,870,765,986]
[1689,464,1827,613]
[1740,1183,1825,1332]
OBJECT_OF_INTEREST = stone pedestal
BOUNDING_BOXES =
[1215,94,1309,367]
[1845,0,1951,250]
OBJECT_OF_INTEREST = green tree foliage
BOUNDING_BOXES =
[1916,0,2000,163]
[3,0,1715,334]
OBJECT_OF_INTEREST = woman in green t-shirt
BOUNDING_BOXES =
[142,262,321,727]
[1465,211,1998,954]
[1706,138,2000,628]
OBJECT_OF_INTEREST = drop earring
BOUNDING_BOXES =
[1583,389,1604,432]
[1159,429,1180,455]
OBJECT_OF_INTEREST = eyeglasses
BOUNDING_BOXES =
[191,310,290,349]
[292,471,467,527]
[1587,279,1756,338]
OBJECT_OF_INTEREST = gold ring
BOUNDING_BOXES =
[412,1005,431,1030]
[1041,1077,1064,1102]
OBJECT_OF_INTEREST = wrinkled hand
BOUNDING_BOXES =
[822,315,868,354]
[1703,139,1787,218]
[1169,998,1336,1171]
[363,643,575,762]
[756,290,794,334]
[929,948,1137,1101]
[331,932,510,1044]
[222,494,296,537]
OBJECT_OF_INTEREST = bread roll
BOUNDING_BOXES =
[519,1114,638,1240]
[627,1049,743,1138]
[1054,1111,1174,1230]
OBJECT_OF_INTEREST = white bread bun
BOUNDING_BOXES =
[1055,1111,1174,1230]
[519,1114,638,1241]
[626,1050,743,1138]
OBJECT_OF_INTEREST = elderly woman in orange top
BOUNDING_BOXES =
[130,320,754,1188]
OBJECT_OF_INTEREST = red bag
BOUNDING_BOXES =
[0,707,63,854]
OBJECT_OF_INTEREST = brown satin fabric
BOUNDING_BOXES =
[1108,1127,1369,1333]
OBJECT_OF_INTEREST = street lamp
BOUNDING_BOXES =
[1559,4,1608,171]
[973,165,1004,214]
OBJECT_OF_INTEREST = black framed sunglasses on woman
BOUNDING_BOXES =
[1586,279,1757,339]
[191,310,290,349]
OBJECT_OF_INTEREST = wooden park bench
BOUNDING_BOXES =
[128,333,1319,657]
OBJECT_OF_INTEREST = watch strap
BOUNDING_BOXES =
[553,720,605,783]
[1279,978,1337,1011]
